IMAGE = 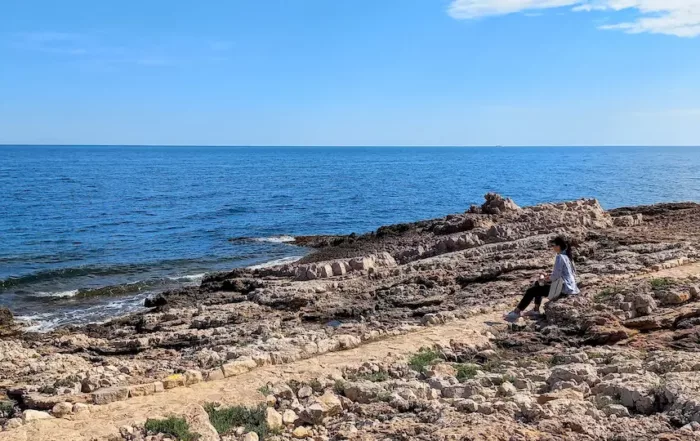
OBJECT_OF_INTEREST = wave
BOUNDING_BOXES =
[229,235,297,244]
[247,256,303,269]
[167,273,207,282]
[22,279,168,301]
[0,258,233,291]
[32,289,80,298]
[0,264,148,291]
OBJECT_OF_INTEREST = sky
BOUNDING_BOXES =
[1,0,699,146]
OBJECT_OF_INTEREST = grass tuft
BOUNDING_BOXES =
[0,401,15,418]
[454,364,480,382]
[594,286,624,303]
[349,371,389,383]
[650,278,676,290]
[408,347,444,373]
[205,403,268,438]
[144,417,199,441]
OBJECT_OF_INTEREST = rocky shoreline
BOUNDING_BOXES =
[3,193,700,440]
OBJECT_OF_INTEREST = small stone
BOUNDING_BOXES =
[498,382,517,397]
[244,432,259,441]
[162,374,186,389]
[72,403,90,415]
[51,402,73,418]
[91,387,129,405]
[293,426,312,438]
[298,385,313,399]
[603,404,630,417]
[283,409,298,425]
[185,370,203,385]
[4,418,23,430]
[265,408,283,431]
[265,395,277,407]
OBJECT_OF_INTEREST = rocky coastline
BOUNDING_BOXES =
[2,193,700,440]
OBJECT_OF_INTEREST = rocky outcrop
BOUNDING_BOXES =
[4,194,700,440]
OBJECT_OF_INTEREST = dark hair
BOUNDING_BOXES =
[550,236,574,261]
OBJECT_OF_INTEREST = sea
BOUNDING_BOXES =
[1,146,699,331]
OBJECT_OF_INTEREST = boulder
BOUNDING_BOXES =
[22,410,53,422]
[222,357,257,377]
[51,402,73,418]
[265,407,283,431]
[331,261,348,276]
[4,418,23,430]
[183,404,220,441]
[349,257,375,271]
[282,409,298,425]
[91,387,129,405]
[547,364,599,387]
[336,335,360,350]
[481,193,521,215]
[0,307,13,326]
[344,381,384,404]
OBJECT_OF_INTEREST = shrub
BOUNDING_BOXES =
[205,403,268,438]
[144,417,199,441]
[650,278,675,290]
[349,371,389,383]
[0,401,15,418]
[454,364,480,382]
[408,348,444,373]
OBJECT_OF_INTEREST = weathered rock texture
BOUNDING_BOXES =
[3,194,700,440]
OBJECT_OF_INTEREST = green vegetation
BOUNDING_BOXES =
[502,374,517,384]
[349,371,389,383]
[308,378,324,392]
[205,403,268,438]
[257,385,271,396]
[595,285,624,303]
[0,401,15,418]
[377,391,393,402]
[480,359,504,373]
[650,278,676,290]
[333,380,346,395]
[408,347,444,373]
[144,417,199,441]
[454,363,480,381]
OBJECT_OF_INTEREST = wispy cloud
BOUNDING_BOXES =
[8,32,234,67]
[448,0,700,37]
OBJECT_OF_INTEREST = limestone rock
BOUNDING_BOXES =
[293,426,312,438]
[244,432,259,441]
[183,404,220,441]
[282,409,298,425]
[51,402,73,418]
[22,409,53,422]
[265,407,283,431]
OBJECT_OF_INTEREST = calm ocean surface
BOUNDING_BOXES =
[1,146,699,330]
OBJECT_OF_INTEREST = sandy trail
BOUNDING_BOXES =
[4,262,699,441]
[0,312,501,441]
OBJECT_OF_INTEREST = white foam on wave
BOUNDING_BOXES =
[33,289,80,298]
[16,294,149,333]
[167,273,206,282]
[254,235,296,244]
[248,256,303,270]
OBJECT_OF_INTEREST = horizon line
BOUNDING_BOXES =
[2,144,700,148]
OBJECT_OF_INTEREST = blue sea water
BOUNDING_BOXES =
[1,146,699,330]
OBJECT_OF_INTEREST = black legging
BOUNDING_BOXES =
[517,283,550,311]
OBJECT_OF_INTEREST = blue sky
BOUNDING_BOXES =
[1,0,699,146]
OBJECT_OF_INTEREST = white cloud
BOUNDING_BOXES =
[448,0,700,37]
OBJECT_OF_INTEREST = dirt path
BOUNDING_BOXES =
[4,262,699,441]
[0,312,501,441]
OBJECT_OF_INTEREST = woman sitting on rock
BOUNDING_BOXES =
[504,236,579,322]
